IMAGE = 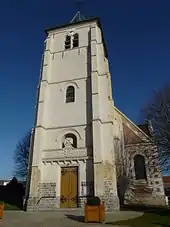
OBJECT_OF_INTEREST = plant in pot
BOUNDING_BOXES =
[0,201,4,219]
[84,196,105,223]
[86,196,101,206]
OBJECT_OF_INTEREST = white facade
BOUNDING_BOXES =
[26,16,166,212]
[27,18,119,211]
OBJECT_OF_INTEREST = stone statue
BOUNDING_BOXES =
[63,137,73,148]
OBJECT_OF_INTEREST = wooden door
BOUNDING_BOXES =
[60,166,78,208]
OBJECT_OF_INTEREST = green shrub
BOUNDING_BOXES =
[4,203,20,210]
[86,196,101,206]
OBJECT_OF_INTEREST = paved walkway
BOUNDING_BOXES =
[0,209,143,227]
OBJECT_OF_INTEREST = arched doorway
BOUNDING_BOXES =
[134,154,147,180]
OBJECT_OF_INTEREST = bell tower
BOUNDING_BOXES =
[26,12,119,211]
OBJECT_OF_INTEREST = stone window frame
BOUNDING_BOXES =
[134,154,147,181]
[66,86,75,103]
[64,32,79,50]
[64,83,78,104]
[130,151,150,183]
[65,35,71,49]
[73,33,79,48]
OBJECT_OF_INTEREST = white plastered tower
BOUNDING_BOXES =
[26,15,119,211]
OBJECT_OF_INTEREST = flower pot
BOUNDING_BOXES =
[84,202,105,223]
[0,202,4,219]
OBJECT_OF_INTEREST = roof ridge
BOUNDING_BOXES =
[114,107,154,143]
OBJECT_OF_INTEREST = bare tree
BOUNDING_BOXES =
[13,130,31,180]
[142,85,170,171]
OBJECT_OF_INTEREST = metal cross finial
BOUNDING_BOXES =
[75,0,84,12]
[70,0,85,23]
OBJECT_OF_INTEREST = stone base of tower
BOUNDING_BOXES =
[26,196,60,212]
[26,162,120,212]
[100,195,120,212]
[26,183,94,212]
[26,196,119,212]
[26,197,38,212]
[99,181,120,211]
[26,182,59,211]
[26,196,92,212]
[94,161,120,212]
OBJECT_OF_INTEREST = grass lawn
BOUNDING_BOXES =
[4,203,20,210]
[106,207,170,227]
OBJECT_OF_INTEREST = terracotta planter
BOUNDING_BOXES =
[0,202,4,219]
[84,202,105,223]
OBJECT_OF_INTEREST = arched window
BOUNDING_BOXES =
[73,33,79,48]
[62,133,77,148]
[66,86,75,103]
[134,155,147,180]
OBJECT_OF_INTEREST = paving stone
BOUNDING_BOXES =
[0,210,142,227]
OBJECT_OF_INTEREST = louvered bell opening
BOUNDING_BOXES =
[73,34,79,48]
[65,36,71,49]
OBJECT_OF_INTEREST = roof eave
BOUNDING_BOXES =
[44,17,99,34]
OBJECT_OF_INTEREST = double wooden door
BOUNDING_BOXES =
[60,166,78,208]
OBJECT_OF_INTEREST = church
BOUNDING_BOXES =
[26,12,166,211]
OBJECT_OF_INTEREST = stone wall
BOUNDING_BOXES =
[102,162,120,211]
[113,109,166,207]
[124,143,166,207]
[27,182,95,211]
[26,182,57,211]
[26,197,38,212]
[102,182,120,212]
[37,183,58,210]
[125,187,166,206]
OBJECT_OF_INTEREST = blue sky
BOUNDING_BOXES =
[0,0,170,179]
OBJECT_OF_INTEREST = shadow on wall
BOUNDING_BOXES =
[117,175,130,207]
[0,177,25,210]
